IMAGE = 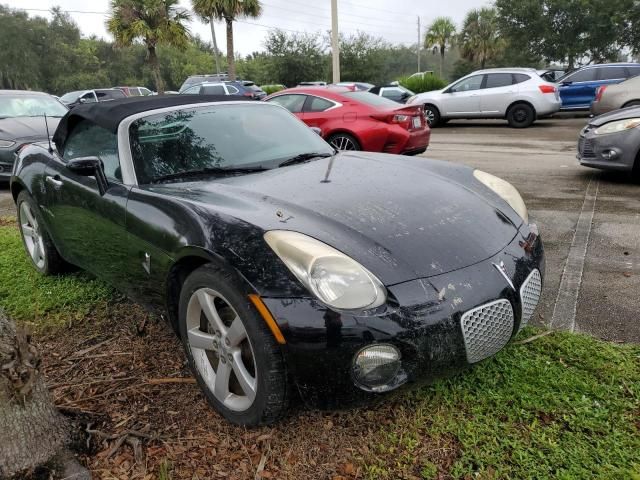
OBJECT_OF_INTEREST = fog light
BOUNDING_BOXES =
[602,149,618,160]
[353,344,401,392]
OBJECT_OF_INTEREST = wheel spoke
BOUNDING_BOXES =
[187,326,217,351]
[23,205,36,228]
[231,351,256,401]
[226,317,246,347]
[196,290,226,334]
[213,359,232,401]
[22,225,35,238]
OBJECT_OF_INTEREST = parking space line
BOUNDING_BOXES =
[550,174,600,332]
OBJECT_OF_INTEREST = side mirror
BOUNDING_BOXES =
[79,98,88,104]
[310,126,322,136]
[67,156,109,195]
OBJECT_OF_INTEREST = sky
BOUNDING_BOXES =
[6,0,490,55]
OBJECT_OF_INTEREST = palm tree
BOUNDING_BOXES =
[191,0,223,76]
[107,0,190,94]
[191,0,262,81]
[425,17,457,77]
[458,8,503,69]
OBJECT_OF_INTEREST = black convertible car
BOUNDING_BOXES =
[11,96,544,425]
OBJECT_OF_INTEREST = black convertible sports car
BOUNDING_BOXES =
[11,95,544,425]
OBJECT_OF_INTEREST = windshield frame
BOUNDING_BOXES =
[118,101,334,186]
[0,93,68,119]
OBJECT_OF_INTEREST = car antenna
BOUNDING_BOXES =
[43,112,53,153]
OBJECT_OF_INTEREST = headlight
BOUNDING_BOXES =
[0,140,15,149]
[474,170,528,223]
[264,230,387,310]
[593,118,640,135]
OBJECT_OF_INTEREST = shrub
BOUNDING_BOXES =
[398,74,447,94]
[261,84,286,95]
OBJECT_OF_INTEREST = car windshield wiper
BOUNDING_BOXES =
[278,152,334,168]
[151,166,267,184]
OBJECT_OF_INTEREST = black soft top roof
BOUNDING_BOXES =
[53,95,251,150]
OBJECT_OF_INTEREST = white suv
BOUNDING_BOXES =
[407,68,561,128]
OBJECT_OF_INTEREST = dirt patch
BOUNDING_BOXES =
[37,302,459,480]
[0,216,16,227]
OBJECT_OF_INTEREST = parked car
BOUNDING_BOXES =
[557,63,640,111]
[116,86,154,97]
[265,86,429,154]
[59,89,126,109]
[537,69,566,83]
[408,71,434,79]
[240,81,267,100]
[180,82,257,98]
[179,74,229,93]
[577,106,640,175]
[591,75,640,116]
[406,68,561,128]
[0,90,68,183]
[11,95,544,425]
[368,85,415,103]
[334,82,374,91]
[297,81,327,87]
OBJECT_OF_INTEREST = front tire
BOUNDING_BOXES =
[507,103,535,128]
[178,264,288,426]
[17,191,66,275]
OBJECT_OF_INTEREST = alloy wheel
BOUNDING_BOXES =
[425,109,436,125]
[330,135,358,151]
[19,202,46,270]
[186,288,257,412]
[513,107,528,123]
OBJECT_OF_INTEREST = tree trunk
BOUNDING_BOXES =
[0,311,69,477]
[226,18,236,80]
[148,45,164,95]
[209,16,221,77]
[440,46,445,77]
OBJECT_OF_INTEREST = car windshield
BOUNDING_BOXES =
[129,103,334,184]
[60,91,84,103]
[342,91,401,108]
[0,94,68,118]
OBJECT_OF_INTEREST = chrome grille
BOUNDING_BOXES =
[461,299,514,364]
[519,269,542,329]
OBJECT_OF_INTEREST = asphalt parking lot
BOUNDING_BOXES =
[1,117,638,344]
[425,117,640,344]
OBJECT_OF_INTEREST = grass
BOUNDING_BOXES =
[0,216,638,478]
[0,216,113,330]
[398,74,447,94]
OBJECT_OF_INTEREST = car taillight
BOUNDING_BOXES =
[595,86,607,102]
[538,84,557,94]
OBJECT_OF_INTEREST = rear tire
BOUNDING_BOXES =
[424,104,441,127]
[507,103,535,128]
[178,263,288,426]
[327,133,360,151]
[16,191,66,276]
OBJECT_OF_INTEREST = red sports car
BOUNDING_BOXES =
[264,87,430,155]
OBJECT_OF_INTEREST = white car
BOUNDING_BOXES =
[406,68,561,128]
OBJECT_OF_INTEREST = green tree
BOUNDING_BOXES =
[263,29,328,86]
[191,0,262,80]
[106,0,191,94]
[338,32,390,85]
[425,17,457,77]
[458,8,504,69]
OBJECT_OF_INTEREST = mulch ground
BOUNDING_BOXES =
[38,301,458,480]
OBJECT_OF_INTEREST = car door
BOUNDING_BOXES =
[265,94,307,120]
[299,95,340,130]
[440,74,484,116]
[559,68,598,109]
[43,119,131,285]
[479,73,517,115]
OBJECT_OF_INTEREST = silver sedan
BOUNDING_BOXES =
[406,68,561,128]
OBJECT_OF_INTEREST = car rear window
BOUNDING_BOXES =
[564,69,597,83]
[514,73,531,84]
[598,66,627,80]
[342,91,399,108]
[485,73,514,88]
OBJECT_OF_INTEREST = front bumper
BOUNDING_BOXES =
[0,150,16,181]
[577,125,639,172]
[262,223,544,405]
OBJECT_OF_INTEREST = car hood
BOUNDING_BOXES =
[590,106,640,125]
[149,153,522,285]
[0,116,61,142]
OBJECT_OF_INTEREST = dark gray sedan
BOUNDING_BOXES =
[578,106,640,174]
[0,90,67,183]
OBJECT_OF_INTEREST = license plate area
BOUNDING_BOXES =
[412,116,422,129]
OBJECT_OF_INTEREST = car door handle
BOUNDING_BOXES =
[45,175,63,187]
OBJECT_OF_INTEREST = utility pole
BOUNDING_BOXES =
[331,0,340,83]
[417,15,421,73]
[209,16,221,77]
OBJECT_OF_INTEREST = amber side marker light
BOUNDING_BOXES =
[248,294,286,345]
